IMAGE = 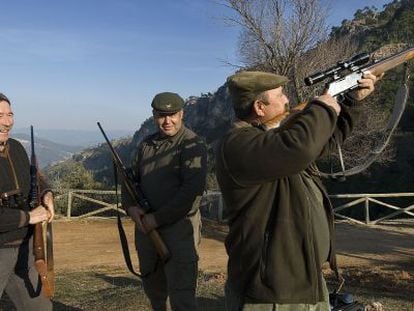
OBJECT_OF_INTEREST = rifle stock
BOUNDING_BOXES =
[30,125,54,299]
[97,122,170,262]
[33,223,54,298]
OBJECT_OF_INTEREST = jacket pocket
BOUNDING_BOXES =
[260,230,270,283]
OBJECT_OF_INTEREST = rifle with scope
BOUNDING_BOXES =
[267,46,414,127]
[305,46,414,97]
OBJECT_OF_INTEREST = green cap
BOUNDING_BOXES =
[227,71,289,118]
[151,92,184,114]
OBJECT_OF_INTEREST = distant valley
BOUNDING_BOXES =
[13,128,133,148]
[11,128,133,168]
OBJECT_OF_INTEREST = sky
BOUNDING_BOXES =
[0,0,392,132]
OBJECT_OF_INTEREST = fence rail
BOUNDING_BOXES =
[330,193,414,225]
[53,189,414,225]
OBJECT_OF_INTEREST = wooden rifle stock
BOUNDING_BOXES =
[33,223,54,299]
[97,122,170,262]
[30,125,54,299]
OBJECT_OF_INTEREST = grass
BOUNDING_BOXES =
[0,267,225,311]
[1,267,412,310]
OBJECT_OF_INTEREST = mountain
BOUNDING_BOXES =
[11,133,83,168]
[13,128,133,148]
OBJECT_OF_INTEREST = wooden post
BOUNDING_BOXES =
[218,195,223,222]
[364,196,370,224]
[67,191,73,219]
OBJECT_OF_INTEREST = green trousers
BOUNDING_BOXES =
[137,212,201,311]
[225,278,330,311]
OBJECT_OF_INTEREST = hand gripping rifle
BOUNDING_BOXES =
[97,122,170,273]
[30,125,54,299]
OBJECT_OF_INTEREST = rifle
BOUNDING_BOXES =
[97,122,170,268]
[30,125,54,299]
[268,46,414,127]
[304,46,414,96]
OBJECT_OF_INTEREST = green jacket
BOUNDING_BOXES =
[125,125,207,226]
[216,98,362,304]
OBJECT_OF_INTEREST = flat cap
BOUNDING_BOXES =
[151,92,184,114]
[227,71,289,118]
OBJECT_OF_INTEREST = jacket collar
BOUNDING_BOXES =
[232,119,266,131]
[151,125,186,146]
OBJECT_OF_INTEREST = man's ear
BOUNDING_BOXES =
[253,100,265,117]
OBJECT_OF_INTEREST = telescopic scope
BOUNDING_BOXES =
[304,52,370,86]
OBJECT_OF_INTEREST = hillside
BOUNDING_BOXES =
[45,0,414,199]
[13,127,133,148]
[12,133,82,168]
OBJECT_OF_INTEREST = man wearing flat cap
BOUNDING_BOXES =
[122,92,207,310]
[216,70,379,310]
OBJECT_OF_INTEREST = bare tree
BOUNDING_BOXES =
[222,0,326,98]
[224,0,328,73]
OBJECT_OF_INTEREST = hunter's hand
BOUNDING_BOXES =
[127,206,146,233]
[348,71,382,101]
[142,214,158,233]
[42,191,55,222]
[28,205,50,224]
[316,93,341,116]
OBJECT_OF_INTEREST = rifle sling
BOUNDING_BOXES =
[113,162,142,278]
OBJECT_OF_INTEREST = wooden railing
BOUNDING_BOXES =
[54,189,125,219]
[330,193,414,225]
[54,189,414,225]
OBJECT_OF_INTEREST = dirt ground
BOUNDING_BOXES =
[53,217,414,275]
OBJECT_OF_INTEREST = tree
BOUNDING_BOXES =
[45,160,103,190]
[222,0,333,102]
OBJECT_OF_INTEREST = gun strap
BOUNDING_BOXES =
[113,161,142,278]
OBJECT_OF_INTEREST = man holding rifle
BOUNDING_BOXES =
[122,92,207,310]
[216,70,379,310]
[0,92,54,310]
